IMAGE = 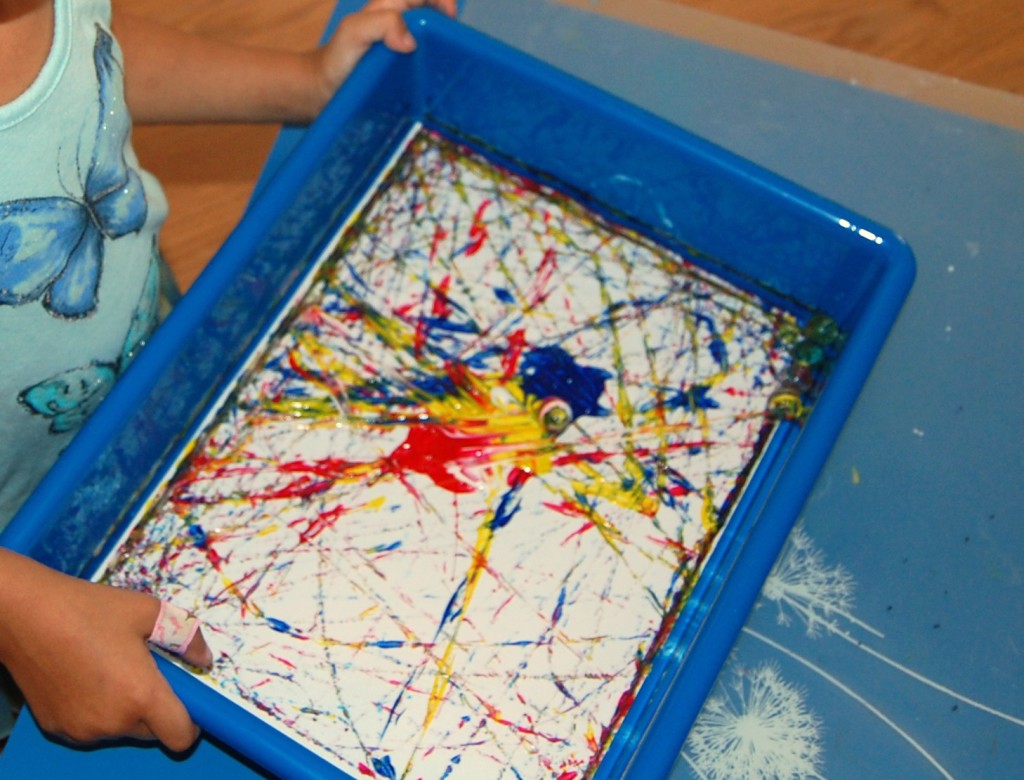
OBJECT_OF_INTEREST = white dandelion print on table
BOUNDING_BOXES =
[682,662,823,780]
[679,523,1024,779]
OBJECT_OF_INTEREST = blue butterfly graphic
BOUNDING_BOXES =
[19,247,160,434]
[0,25,147,319]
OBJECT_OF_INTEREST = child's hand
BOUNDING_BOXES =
[0,549,212,752]
[316,0,458,106]
[114,0,457,125]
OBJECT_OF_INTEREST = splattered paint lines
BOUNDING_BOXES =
[102,126,822,779]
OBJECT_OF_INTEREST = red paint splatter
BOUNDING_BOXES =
[501,329,527,380]
[270,654,297,670]
[551,450,618,468]
[432,276,453,318]
[650,535,697,561]
[429,224,449,261]
[248,472,335,503]
[524,247,558,308]
[442,360,490,408]
[384,424,497,494]
[288,503,348,544]
[561,520,597,544]
[507,466,534,488]
[478,699,565,744]
[542,500,590,519]
[465,200,491,255]
[414,276,455,356]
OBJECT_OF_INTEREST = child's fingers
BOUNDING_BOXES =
[180,625,214,669]
[368,0,461,48]
[144,599,213,669]
[147,601,203,654]
[363,0,457,15]
[323,0,456,93]
[141,678,202,754]
[341,10,417,53]
[135,599,207,750]
[407,0,458,16]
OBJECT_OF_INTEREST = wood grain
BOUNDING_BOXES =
[120,0,334,288]
[116,0,1022,290]
[665,0,1024,96]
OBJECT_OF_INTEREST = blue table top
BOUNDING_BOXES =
[3,1,1021,777]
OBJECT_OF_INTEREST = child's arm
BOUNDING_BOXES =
[0,548,212,751]
[113,0,457,125]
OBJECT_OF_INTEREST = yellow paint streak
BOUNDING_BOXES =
[424,508,500,730]
[701,478,719,532]
[568,455,658,518]
[296,330,368,389]
[364,495,387,511]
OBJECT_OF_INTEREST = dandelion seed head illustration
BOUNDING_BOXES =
[762,525,856,637]
[685,662,823,780]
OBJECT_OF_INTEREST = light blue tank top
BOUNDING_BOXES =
[0,0,169,528]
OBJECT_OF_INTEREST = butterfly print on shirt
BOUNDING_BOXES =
[18,245,160,434]
[0,25,148,319]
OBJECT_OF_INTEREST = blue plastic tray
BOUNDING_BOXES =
[1,10,914,780]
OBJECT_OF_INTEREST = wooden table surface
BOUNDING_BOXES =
[117,0,1024,290]
[671,0,1024,96]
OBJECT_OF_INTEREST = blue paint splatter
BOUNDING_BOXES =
[416,315,480,337]
[552,586,566,625]
[187,524,208,548]
[519,346,610,418]
[371,754,397,779]
[489,483,523,531]
[266,617,292,633]
[410,373,457,399]
[368,639,405,649]
[709,335,728,368]
[438,579,466,632]
[656,383,721,413]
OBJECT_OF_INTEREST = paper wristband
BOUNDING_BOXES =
[148,601,201,656]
